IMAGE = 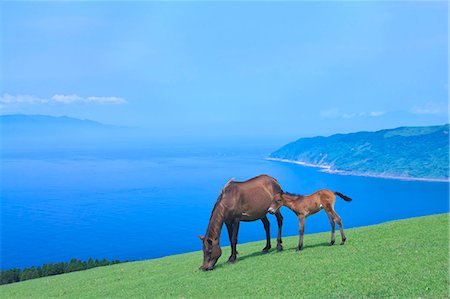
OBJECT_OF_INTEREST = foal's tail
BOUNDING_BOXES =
[334,191,352,202]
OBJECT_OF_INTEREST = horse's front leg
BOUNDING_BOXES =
[275,211,283,251]
[225,222,233,243]
[297,215,306,251]
[228,219,240,263]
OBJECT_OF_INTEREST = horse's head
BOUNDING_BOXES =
[198,235,222,271]
[268,192,284,214]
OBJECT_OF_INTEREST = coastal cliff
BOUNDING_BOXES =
[269,125,449,181]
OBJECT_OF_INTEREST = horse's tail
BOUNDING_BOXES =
[334,191,352,202]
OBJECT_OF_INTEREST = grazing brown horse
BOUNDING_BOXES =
[268,189,352,251]
[199,175,284,271]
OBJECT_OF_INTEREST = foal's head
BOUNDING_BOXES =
[198,235,222,271]
[268,192,285,214]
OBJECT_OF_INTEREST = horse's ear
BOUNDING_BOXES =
[198,235,205,241]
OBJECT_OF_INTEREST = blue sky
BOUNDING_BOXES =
[1,1,448,138]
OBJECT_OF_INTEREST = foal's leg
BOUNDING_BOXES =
[331,210,346,245]
[275,211,284,251]
[325,212,336,245]
[228,219,240,263]
[261,216,271,253]
[297,215,306,251]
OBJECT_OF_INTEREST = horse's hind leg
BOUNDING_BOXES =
[261,216,271,253]
[275,211,283,251]
[331,210,346,245]
[325,211,336,245]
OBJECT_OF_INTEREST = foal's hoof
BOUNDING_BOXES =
[262,247,271,254]
[296,246,303,252]
[340,238,347,245]
[276,244,283,252]
[329,240,335,246]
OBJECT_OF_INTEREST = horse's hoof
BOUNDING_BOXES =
[227,257,237,264]
[262,248,270,254]
[276,245,283,252]
[340,241,345,245]
[329,240,335,246]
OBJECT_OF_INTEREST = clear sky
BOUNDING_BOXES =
[1,1,448,139]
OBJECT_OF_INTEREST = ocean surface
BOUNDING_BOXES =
[1,143,449,270]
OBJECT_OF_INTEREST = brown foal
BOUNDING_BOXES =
[268,189,352,250]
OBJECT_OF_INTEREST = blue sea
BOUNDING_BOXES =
[1,142,449,270]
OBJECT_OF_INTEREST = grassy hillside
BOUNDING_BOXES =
[1,214,448,298]
[269,124,449,180]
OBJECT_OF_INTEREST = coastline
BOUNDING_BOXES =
[266,158,450,183]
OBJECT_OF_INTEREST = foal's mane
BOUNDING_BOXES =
[283,191,304,199]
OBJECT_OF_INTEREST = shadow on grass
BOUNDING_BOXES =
[289,241,331,251]
[204,241,331,272]
[210,251,263,270]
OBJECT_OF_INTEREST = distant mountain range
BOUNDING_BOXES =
[1,114,114,132]
[0,114,134,154]
[269,125,449,181]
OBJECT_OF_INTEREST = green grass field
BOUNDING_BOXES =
[1,214,448,298]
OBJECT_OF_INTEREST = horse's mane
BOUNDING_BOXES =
[221,178,235,193]
[210,178,234,215]
[206,178,235,238]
